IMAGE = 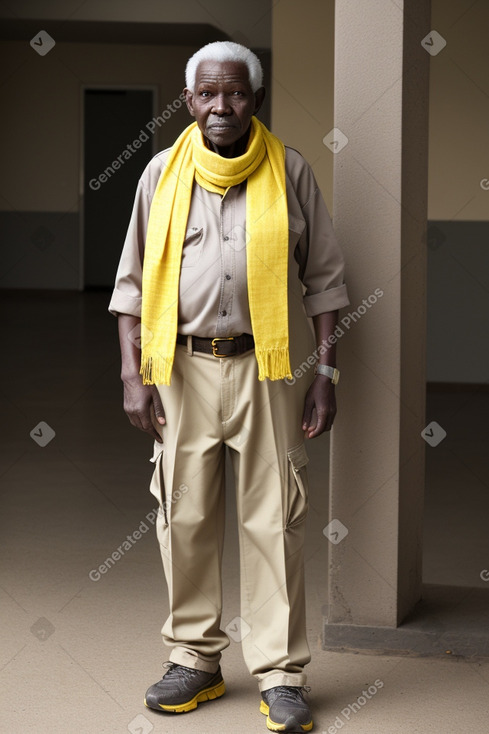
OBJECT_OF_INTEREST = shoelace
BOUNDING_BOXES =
[161,662,201,682]
[266,685,311,703]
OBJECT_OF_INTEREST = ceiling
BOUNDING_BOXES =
[0,19,230,45]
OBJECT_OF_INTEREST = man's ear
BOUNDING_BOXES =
[184,88,195,117]
[253,87,266,115]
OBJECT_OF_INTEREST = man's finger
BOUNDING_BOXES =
[140,411,163,442]
[149,403,164,441]
[127,411,143,432]
[151,387,166,425]
[307,410,326,438]
[302,398,313,431]
[148,426,163,443]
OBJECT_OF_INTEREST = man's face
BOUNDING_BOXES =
[185,60,265,153]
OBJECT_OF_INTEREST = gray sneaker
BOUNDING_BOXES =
[260,686,313,732]
[144,662,225,713]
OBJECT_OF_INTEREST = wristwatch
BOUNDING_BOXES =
[314,364,340,384]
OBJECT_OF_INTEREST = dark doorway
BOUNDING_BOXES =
[83,88,154,288]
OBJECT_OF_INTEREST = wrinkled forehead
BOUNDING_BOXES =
[194,59,251,87]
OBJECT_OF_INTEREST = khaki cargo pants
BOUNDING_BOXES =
[150,341,314,692]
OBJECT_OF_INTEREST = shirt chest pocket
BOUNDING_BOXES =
[181,226,204,268]
[288,212,305,235]
[288,213,306,247]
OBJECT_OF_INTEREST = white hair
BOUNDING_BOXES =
[185,41,263,93]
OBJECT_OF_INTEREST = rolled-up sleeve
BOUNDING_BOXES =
[300,187,349,316]
[287,148,349,316]
[108,178,152,317]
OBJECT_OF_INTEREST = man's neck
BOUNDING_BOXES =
[204,127,251,159]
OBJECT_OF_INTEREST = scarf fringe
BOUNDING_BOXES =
[255,347,292,382]
[140,355,173,386]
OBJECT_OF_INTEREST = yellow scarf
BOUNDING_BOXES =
[140,116,291,385]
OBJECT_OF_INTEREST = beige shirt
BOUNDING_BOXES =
[109,145,349,339]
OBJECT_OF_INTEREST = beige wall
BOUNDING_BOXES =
[271,0,335,211]
[429,0,489,220]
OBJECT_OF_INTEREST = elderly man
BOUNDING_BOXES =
[109,41,348,733]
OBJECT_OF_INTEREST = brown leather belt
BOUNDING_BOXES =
[176,333,255,358]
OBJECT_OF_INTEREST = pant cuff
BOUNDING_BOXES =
[258,671,307,692]
[169,646,221,674]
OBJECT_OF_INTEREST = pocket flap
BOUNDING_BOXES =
[150,440,164,463]
[288,213,306,236]
[287,443,309,471]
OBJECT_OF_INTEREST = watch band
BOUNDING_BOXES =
[314,364,340,384]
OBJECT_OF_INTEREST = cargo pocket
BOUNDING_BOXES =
[285,443,310,529]
[149,442,168,528]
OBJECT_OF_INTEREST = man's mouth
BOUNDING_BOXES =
[209,123,235,129]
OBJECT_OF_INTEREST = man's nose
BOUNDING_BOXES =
[212,93,232,115]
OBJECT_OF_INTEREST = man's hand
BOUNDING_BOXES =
[117,313,165,442]
[123,376,165,443]
[302,375,337,439]
[303,310,340,438]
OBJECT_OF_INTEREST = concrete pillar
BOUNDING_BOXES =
[325,0,430,636]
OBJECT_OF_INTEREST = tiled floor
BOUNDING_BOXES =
[1,291,488,733]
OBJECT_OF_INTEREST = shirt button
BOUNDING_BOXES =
[223,236,229,241]
[220,310,227,316]
[225,274,231,280]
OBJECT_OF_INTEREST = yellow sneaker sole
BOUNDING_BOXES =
[260,700,313,732]
[144,679,226,713]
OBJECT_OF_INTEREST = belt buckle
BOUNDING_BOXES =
[211,337,235,358]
